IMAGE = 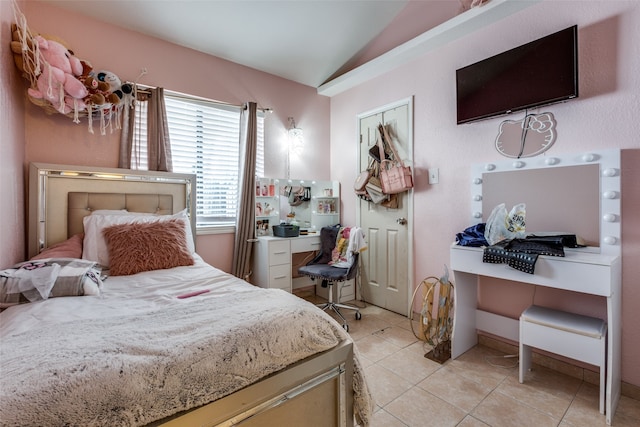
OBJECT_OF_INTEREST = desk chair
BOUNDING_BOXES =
[298,226,362,331]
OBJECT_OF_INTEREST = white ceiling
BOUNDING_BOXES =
[41,0,423,88]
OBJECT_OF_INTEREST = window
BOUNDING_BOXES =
[132,91,264,228]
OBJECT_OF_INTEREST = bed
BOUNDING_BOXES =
[0,163,373,427]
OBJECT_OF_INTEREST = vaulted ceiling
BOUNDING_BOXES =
[40,0,466,88]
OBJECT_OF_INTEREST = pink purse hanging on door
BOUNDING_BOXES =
[377,124,414,194]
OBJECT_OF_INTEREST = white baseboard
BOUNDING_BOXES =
[476,309,519,342]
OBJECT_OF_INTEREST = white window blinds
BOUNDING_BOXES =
[133,91,264,228]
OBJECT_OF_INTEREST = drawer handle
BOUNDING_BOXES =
[274,275,287,280]
[274,251,288,255]
[310,243,320,246]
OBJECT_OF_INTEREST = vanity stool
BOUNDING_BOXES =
[519,305,607,415]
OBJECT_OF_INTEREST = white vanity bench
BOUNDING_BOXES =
[450,149,622,424]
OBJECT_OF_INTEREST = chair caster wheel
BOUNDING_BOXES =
[355,312,362,320]
[343,324,349,332]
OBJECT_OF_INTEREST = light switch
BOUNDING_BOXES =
[429,168,439,184]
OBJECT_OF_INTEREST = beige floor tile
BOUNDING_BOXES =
[404,340,434,358]
[372,325,419,348]
[563,394,640,427]
[347,316,394,341]
[357,353,375,369]
[370,308,408,326]
[613,395,640,426]
[377,345,441,385]
[575,380,601,406]
[418,367,494,413]
[457,415,491,427]
[359,304,393,316]
[445,346,515,389]
[472,391,560,427]
[304,299,640,427]
[384,387,466,427]
[499,371,578,419]
[518,363,582,399]
[561,394,609,427]
[355,334,402,363]
[369,408,408,427]
[364,364,413,407]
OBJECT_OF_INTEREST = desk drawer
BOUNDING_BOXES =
[269,264,291,291]
[339,280,355,301]
[268,240,290,266]
[291,237,321,253]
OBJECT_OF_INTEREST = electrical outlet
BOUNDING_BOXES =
[428,168,439,184]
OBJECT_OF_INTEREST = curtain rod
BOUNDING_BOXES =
[134,84,272,113]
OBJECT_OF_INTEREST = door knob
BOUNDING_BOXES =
[397,217,407,225]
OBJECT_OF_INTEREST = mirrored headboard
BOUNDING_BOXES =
[469,149,621,256]
[29,163,196,258]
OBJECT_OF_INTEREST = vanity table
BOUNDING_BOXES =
[450,149,621,424]
[450,246,620,422]
[252,179,354,300]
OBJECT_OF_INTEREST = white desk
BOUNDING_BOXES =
[450,245,621,424]
[253,235,321,292]
[253,235,356,302]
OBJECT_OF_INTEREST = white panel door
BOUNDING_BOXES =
[357,99,413,316]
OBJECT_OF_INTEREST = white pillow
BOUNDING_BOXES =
[82,209,195,266]
[89,209,128,215]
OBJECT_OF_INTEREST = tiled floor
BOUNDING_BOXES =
[300,293,640,427]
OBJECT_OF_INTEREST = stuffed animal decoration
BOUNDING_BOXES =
[77,60,109,106]
[89,70,136,111]
[92,69,125,105]
[114,81,135,108]
[26,35,88,115]
[10,24,35,80]
[83,76,108,105]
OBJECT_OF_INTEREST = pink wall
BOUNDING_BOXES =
[4,0,639,389]
[330,1,640,386]
[16,1,331,272]
[1,0,26,268]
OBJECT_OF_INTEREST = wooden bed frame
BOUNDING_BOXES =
[28,162,356,427]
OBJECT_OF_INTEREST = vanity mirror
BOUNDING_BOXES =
[275,179,340,231]
[255,178,340,236]
[470,149,620,256]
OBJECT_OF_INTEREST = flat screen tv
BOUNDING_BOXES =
[456,25,578,125]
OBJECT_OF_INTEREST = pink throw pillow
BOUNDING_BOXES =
[103,219,194,276]
[30,234,84,260]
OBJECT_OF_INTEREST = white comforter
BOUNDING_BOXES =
[0,256,372,426]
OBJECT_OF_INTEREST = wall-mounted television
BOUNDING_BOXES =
[456,25,578,125]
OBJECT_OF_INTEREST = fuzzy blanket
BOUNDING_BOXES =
[0,288,372,426]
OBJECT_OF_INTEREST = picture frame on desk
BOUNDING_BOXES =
[256,219,270,236]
